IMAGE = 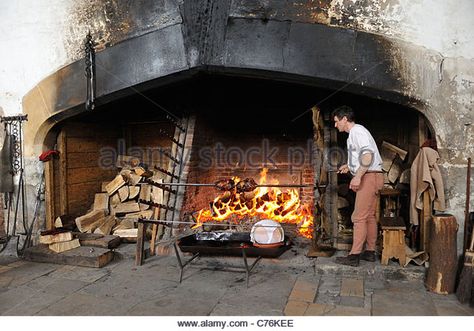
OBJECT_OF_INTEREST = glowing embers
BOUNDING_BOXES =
[194,169,313,238]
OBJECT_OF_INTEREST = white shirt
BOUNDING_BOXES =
[347,124,383,175]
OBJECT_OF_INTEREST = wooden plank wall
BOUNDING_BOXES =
[49,120,174,219]
[60,122,119,217]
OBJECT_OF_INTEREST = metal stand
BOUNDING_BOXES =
[172,242,263,288]
[240,244,263,288]
[1,115,28,256]
[173,242,200,283]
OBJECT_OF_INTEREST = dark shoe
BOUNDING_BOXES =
[360,250,376,262]
[335,254,360,267]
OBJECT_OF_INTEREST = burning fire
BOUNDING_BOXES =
[194,169,313,238]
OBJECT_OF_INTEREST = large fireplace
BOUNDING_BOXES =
[42,72,431,251]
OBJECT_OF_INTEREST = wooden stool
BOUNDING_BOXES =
[380,217,406,267]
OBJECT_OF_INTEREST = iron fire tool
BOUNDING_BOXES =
[143,178,327,191]
[159,148,180,164]
[146,169,338,192]
[159,129,183,148]
[153,165,179,180]
[165,114,185,132]
[0,114,28,255]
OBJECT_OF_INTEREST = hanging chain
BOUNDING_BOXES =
[11,121,21,174]
[1,115,27,174]
[85,31,96,111]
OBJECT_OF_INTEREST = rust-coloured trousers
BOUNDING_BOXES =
[350,172,384,255]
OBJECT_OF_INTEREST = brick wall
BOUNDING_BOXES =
[181,113,315,220]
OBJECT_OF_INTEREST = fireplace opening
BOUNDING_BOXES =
[43,72,433,251]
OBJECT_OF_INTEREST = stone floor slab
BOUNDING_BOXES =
[127,295,218,316]
[0,266,12,274]
[1,292,64,316]
[35,292,131,316]
[48,265,109,283]
[288,278,319,303]
[324,305,371,316]
[304,303,335,316]
[339,296,365,308]
[372,282,437,315]
[211,301,283,316]
[0,286,37,313]
[0,250,472,316]
[284,300,308,316]
[340,278,364,297]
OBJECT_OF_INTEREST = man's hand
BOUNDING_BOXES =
[350,176,361,192]
[338,164,349,174]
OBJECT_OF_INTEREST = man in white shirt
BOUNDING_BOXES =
[332,106,384,267]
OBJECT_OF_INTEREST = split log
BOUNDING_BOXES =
[118,186,129,202]
[73,232,121,249]
[54,217,63,228]
[139,184,151,211]
[382,141,408,161]
[40,231,73,244]
[93,216,117,235]
[120,169,132,178]
[49,239,81,253]
[128,173,142,186]
[93,193,109,211]
[425,214,458,294]
[151,181,164,204]
[110,193,120,207]
[114,201,140,214]
[128,186,140,199]
[133,167,146,176]
[388,159,401,184]
[112,219,135,231]
[122,169,142,186]
[105,175,126,196]
[75,209,107,233]
[113,228,138,242]
[101,181,109,192]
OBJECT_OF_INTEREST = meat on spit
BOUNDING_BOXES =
[235,178,258,193]
[214,178,236,191]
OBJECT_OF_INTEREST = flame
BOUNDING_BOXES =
[194,169,314,238]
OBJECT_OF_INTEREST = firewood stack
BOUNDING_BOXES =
[39,228,80,253]
[68,155,163,247]
[380,141,408,188]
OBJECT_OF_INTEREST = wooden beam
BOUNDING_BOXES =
[58,129,68,215]
[24,245,114,268]
[136,222,146,266]
[44,160,55,230]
